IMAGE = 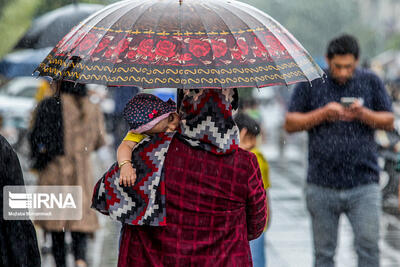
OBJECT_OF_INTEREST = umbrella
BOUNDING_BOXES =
[14,3,103,49]
[35,0,324,89]
[0,47,52,78]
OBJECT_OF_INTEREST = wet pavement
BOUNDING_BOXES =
[267,160,400,267]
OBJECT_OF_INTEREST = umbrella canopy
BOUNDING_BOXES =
[36,0,324,89]
[0,47,52,78]
[15,3,103,49]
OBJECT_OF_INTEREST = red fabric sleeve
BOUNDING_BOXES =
[246,153,268,241]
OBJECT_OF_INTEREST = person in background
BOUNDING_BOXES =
[29,81,106,267]
[0,134,41,267]
[34,78,52,102]
[243,98,263,123]
[235,112,270,267]
[111,86,140,149]
[285,34,394,267]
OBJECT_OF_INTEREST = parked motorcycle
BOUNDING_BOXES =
[376,121,400,215]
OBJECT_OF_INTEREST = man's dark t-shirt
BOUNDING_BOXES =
[288,68,392,189]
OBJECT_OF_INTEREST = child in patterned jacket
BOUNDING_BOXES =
[117,93,179,187]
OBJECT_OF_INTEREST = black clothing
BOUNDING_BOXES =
[0,135,41,267]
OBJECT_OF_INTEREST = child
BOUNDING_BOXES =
[234,112,270,267]
[117,93,179,187]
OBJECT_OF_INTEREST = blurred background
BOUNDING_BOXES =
[1,0,400,266]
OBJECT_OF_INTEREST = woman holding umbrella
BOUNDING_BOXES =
[115,88,268,266]
[34,0,324,265]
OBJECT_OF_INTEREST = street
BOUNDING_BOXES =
[266,159,400,267]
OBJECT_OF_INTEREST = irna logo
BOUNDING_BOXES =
[8,192,77,209]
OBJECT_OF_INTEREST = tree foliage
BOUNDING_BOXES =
[34,0,111,16]
[0,0,113,58]
[386,33,400,51]
[0,0,41,57]
[0,0,12,13]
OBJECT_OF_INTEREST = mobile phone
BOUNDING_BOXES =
[340,97,363,107]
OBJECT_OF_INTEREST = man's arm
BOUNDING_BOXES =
[285,102,345,133]
[349,73,394,131]
[359,109,394,131]
[345,101,394,131]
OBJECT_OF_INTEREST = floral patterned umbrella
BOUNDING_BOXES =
[35,0,324,89]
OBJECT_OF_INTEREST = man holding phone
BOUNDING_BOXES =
[285,34,394,267]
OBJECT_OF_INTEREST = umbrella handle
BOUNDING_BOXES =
[55,80,62,98]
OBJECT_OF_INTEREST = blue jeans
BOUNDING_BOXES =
[305,183,381,267]
[250,231,266,267]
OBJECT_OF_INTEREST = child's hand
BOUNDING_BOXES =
[119,164,137,187]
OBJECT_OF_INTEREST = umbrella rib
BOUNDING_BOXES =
[58,1,129,50]
[206,1,264,89]
[57,1,135,81]
[214,2,289,88]
[118,0,162,88]
[178,0,184,89]
[71,0,134,49]
[178,0,190,90]
[232,1,319,84]
[192,3,223,89]
[75,0,147,86]
[108,1,158,87]
[145,0,176,89]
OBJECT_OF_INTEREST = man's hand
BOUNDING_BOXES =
[285,102,344,133]
[323,102,345,121]
[119,164,137,187]
[341,100,364,121]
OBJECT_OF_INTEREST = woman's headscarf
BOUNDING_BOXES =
[178,88,239,154]
[92,89,239,226]
[59,80,87,96]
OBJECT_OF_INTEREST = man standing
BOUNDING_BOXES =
[285,34,394,267]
